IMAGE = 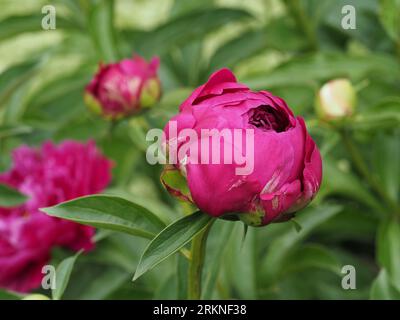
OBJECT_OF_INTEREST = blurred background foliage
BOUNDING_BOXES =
[0,0,399,300]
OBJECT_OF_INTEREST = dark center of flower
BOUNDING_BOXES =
[248,105,291,133]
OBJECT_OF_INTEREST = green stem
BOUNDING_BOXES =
[188,221,213,300]
[108,119,118,138]
[340,129,399,215]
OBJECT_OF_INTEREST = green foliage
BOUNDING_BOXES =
[133,211,212,281]
[42,195,166,239]
[52,252,81,300]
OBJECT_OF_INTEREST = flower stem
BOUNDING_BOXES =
[188,221,213,300]
[340,129,399,215]
[108,119,118,138]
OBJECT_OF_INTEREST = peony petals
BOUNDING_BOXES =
[0,140,112,292]
[163,68,322,226]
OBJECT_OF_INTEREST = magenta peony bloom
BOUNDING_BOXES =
[0,215,56,293]
[0,140,112,292]
[163,69,322,226]
[85,55,161,120]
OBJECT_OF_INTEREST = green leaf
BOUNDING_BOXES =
[242,52,400,90]
[22,70,90,128]
[380,0,400,42]
[170,0,215,18]
[0,60,39,107]
[0,290,23,300]
[176,254,189,300]
[320,157,382,212]
[377,218,400,292]
[208,30,268,71]
[281,244,341,276]
[88,0,118,62]
[52,252,81,300]
[262,17,306,52]
[371,269,400,300]
[0,184,27,207]
[202,222,235,299]
[135,8,252,56]
[352,98,400,131]
[260,203,342,283]
[226,224,257,299]
[371,130,400,202]
[62,262,130,300]
[320,0,388,50]
[41,195,166,239]
[154,275,178,299]
[0,14,76,41]
[133,211,212,281]
[0,125,32,139]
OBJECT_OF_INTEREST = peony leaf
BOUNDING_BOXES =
[0,184,27,207]
[379,0,400,42]
[377,218,400,292]
[0,125,32,139]
[42,195,166,239]
[0,60,39,107]
[88,0,118,62]
[242,53,400,90]
[133,211,213,281]
[52,251,81,300]
[320,157,382,213]
[208,30,268,72]
[201,222,235,299]
[371,269,400,300]
[0,290,23,300]
[260,203,342,284]
[0,14,76,41]
[226,225,257,299]
[280,244,341,276]
[371,130,400,203]
[352,98,400,131]
[133,8,252,56]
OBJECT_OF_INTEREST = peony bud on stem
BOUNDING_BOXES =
[85,55,161,121]
[316,79,356,121]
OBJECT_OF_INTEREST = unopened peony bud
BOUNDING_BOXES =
[162,69,322,227]
[85,55,161,120]
[315,79,356,121]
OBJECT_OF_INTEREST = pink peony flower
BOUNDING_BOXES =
[0,140,112,292]
[0,215,56,293]
[85,55,161,120]
[163,69,322,226]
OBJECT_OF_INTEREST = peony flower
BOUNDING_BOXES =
[162,69,322,226]
[0,215,56,293]
[0,140,112,292]
[85,55,161,120]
